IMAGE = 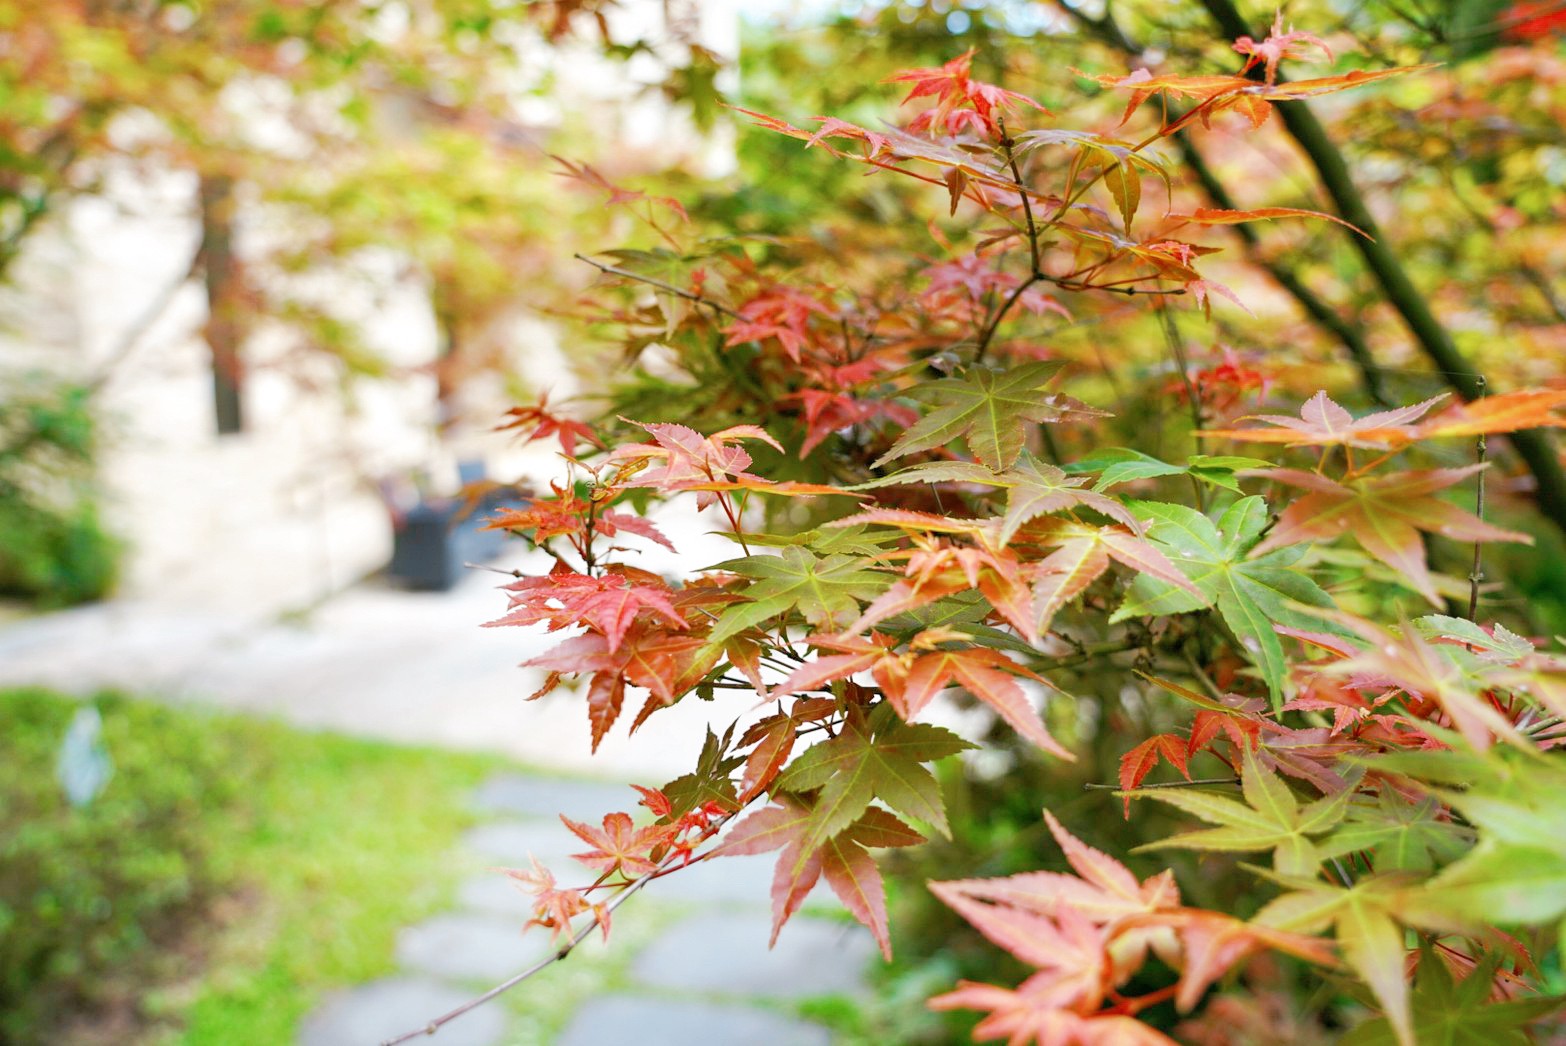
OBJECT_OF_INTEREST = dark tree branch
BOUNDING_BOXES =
[1169,131,1392,407]
[1195,0,1566,540]
[1053,0,1392,407]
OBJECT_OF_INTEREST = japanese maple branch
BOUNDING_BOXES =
[975,125,1045,364]
[1156,302,1209,513]
[1443,169,1566,326]
[1197,0,1566,541]
[1053,0,1392,408]
[1004,120,1043,279]
[574,253,742,321]
[381,806,747,1046]
[975,128,1182,361]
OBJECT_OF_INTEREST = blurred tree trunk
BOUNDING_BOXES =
[199,175,243,435]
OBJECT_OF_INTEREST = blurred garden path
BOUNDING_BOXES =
[299,773,866,1045]
[0,500,888,1043]
[0,502,746,780]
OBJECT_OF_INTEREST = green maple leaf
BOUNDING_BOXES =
[1126,747,1352,877]
[1111,495,1336,703]
[774,703,973,851]
[1321,792,1473,874]
[1343,945,1563,1046]
[724,524,900,558]
[1255,873,1417,1046]
[661,727,744,818]
[706,546,892,642]
[1065,448,1271,493]
[1397,756,1566,929]
[873,361,1107,471]
[1404,843,1566,929]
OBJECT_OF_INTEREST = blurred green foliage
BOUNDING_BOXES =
[0,380,118,607]
[0,687,500,1044]
[0,687,245,1039]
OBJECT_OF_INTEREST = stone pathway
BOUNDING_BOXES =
[0,501,747,780]
[296,773,874,1045]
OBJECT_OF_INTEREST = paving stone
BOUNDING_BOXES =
[641,850,776,906]
[470,773,633,822]
[395,912,549,983]
[630,912,876,999]
[297,976,506,1046]
[556,996,831,1046]
[461,820,582,867]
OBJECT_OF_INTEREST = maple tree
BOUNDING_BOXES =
[387,10,1566,1046]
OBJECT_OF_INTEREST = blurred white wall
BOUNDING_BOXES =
[0,0,738,622]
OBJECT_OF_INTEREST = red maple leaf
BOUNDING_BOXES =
[929,810,1184,1038]
[1200,389,1448,449]
[886,50,1048,137]
[1233,11,1333,84]
[486,563,687,653]
[484,484,674,553]
[1118,734,1191,816]
[1502,1,1566,40]
[552,155,688,223]
[776,630,1073,758]
[496,394,604,457]
[504,857,598,942]
[790,389,919,457]
[723,287,834,362]
[716,798,923,958]
[561,811,673,879]
[1252,465,1531,605]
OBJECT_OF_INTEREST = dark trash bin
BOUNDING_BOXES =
[387,466,526,591]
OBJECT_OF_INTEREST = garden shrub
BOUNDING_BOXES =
[0,382,118,607]
[0,688,246,1040]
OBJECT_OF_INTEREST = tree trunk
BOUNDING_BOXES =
[199,175,243,435]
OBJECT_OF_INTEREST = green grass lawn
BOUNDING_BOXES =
[0,687,503,1044]
[1,687,891,1045]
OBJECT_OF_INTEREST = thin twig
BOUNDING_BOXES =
[1157,304,1208,514]
[85,246,202,395]
[382,804,745,1046]
[1085,776,1239,790]
[574,253,741,320]
[1003,119,1043,279]
[975,123,1184,362]
[1181,648,1224,702]
[463,561,524,578]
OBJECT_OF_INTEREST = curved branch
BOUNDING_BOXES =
[381,802,747,1045]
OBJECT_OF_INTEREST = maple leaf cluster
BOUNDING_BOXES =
[930,809,1331,1045]
[464,23,1566,1046]
[886,48,1048,137]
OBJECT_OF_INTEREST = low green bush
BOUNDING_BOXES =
[0,688,249,1040]
[0,380,119,607]
[0,687,504,1044]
